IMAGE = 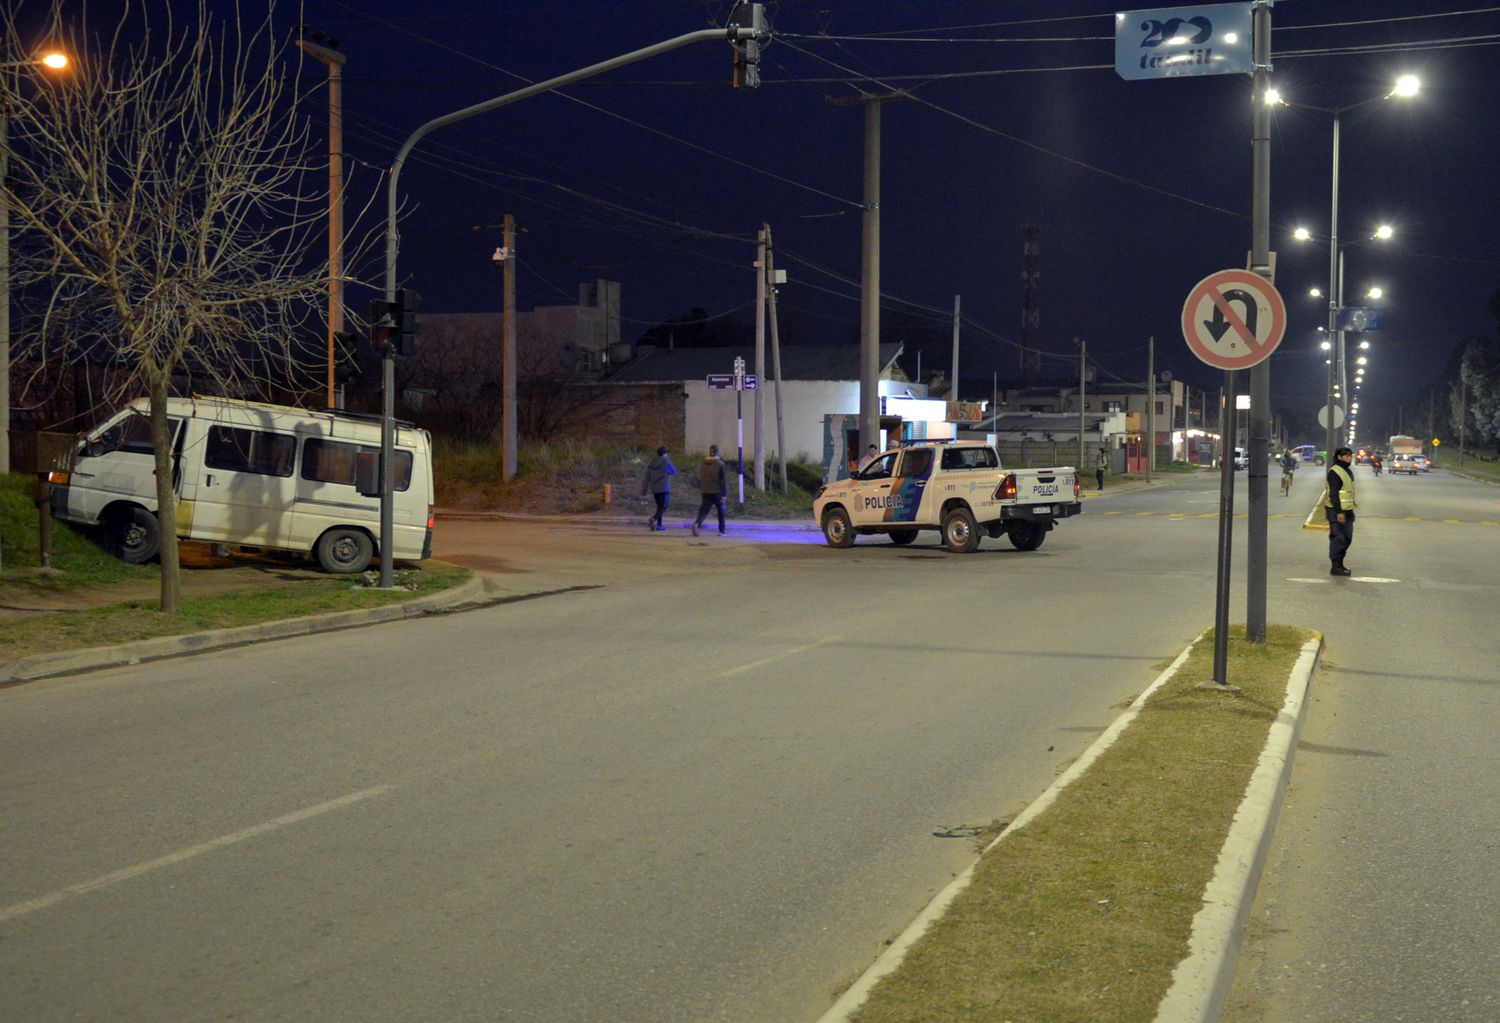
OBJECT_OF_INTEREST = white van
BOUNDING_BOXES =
[49,396,433,573]
[1233,446,1248,470]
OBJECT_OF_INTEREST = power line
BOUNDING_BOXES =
[326,0,862,212]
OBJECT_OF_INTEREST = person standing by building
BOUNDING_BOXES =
[1096,447,1109,490]
[641,445,675,532]
[692,444,729,537]
[1324,446,1357,576]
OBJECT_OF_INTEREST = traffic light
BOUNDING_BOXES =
[393,288,421,357]
[333,330,362,383]
[369,291,421,357]
[729,2,764,89]
[369,298,395,351]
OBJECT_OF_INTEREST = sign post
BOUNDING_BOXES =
[1181,267,1286,687]
[733,356,747,507]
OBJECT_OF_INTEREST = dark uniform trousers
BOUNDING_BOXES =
[1326,508,1355,565]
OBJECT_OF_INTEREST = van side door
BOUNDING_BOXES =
[195,424,297,545]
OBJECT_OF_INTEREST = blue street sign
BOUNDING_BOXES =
[707,374,734,390]
[1337,307,1384,331]
[742,374,758,391]
[1115,2,1254,81]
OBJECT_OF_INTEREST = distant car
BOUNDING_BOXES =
[1291,444,1324,466]
[1355,448,1372,464]
[1417,454,1433,472]
[1391,454,1421,475]
[1233,446,1248,470]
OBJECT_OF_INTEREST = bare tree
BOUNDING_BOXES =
[2,1,360,612]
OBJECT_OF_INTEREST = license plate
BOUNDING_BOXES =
[1031,505,1052,515]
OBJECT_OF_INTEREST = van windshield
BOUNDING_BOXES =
[88,413,181,456]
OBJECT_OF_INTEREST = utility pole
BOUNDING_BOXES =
[501,214,517,481]
[1147,336,1155,483]
[765,225,788,493]
[1246,0,1273,644]
[753,225,766,490]
[827,92,909,458]
[1076,337,1086,477]
[950,295,961,401]
[297,30,348,410]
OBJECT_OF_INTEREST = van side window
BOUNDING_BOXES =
[302,438,412,492]
[205,426,296,477]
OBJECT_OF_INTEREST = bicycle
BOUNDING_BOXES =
[1280,468,1295,497]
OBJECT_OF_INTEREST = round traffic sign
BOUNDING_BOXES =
[1181,269,1287,370]
[1317,403,1345,429]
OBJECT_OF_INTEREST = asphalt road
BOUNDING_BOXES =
[3,466,1495,1021]
[1224,464,1500,1022]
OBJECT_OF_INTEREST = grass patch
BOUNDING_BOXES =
[0,473,153,596]
[849,624,1316,1023]
[0,561,471,664]
[1444,451,1500,483]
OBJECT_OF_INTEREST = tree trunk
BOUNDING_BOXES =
[147,373,182,615]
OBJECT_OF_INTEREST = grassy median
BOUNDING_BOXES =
[849,625,1316,1023]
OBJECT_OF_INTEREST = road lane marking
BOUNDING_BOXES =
[1352,577,1400,583]
[0,785,394,924]
[719,636,841,677]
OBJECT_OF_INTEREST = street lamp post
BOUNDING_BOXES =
[1,50,70,475]
[1282,76,1418,463]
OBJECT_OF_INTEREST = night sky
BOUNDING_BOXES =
[293,0,1500,440]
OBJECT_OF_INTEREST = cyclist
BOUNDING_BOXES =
[1279,449,1298,496]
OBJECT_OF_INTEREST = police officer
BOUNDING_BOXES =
[1324,446,1357,576]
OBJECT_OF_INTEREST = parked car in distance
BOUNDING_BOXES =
[1290,443,1324,466]
[1416,454,1433,472]
[1390,454,1421,475]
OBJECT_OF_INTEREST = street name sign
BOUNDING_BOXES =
[707,374,734,390]
[1181,269,1286,370]
[1115,2,1254,80]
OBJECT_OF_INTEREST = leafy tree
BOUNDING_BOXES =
[3,1,364,612]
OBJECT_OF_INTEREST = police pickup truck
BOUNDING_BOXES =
[813,441,1081,553]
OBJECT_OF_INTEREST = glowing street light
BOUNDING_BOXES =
[1309,287,1323,298]
[1374,224,1394,240]
[1293,226,1312,241]
[1393,74,1421,98]
[1320,340,1332,351]
[1357,356,1368,366]
[1359,340,1370,349]
[1367,286,1384,300]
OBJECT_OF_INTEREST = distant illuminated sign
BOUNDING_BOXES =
[1115,2,1254,80]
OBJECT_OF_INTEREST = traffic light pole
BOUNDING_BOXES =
[380,345,396,588]
[375,13,767,588]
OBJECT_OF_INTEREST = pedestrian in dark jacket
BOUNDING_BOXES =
[692,445,729,537]
[641,446,675,531]
[1324,446,1357,575]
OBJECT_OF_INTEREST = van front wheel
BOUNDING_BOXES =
[316,528,374,574]
[106,506,160,564]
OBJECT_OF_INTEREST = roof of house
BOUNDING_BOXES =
[965,411,1119,432]
[604,344,903,384]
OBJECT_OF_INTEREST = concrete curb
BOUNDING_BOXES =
[0,573,487,686]
[817,639,1202,1023]
[1153,632,1323,1023]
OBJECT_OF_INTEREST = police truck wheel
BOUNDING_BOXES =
[1008,521,1046,551]
[106,506,160,564]
[821,507,855,548]
[316,528,375,574]
[941,506,979,553]
[889,530,918,545]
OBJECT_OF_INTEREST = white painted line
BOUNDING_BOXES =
[1352,576,1400,583]
[818,640,1200,1023]
[719,636,841,678]
[0,785,394,923]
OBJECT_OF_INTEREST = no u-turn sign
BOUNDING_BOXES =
[1180,269,1286,369]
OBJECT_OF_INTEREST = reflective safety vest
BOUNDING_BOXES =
[1324,464,1357,511]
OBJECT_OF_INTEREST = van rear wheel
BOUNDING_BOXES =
[316,528,374,574]
[941,506,979,553]
[106,506,160,564]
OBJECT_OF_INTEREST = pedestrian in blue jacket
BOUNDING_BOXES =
[641,446,676,531]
